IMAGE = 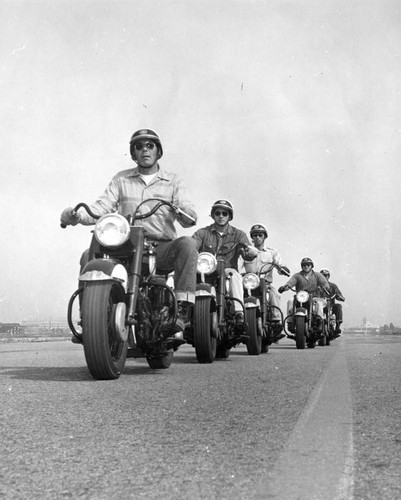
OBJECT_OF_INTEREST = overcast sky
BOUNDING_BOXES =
[1,0,400,327]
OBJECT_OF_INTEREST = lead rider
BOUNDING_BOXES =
[60,129,198,339]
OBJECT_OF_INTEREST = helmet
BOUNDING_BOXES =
[301,257,314,268]
[129,129,163,159]
[320,268,330,278]
[211,199,234,220]
[250,223,268,238]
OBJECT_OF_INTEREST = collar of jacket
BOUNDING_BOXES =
[129,164,172,181]
[211,223,233,235]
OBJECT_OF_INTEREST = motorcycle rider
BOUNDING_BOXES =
[320,268,345,336]
[60,128,198,342]
[192,200,257,326]
[278,257,330,332]
[244,223,290,342]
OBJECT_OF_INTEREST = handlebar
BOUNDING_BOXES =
[258,261,290,277]
[61,198,196,229]
[60,203,100,228]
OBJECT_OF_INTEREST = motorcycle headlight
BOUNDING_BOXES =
[197,252,217,275]
[296,290,310,304]
[94,214,130,248]
[242,273,260,290]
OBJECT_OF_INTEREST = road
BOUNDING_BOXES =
[1,334,400,500]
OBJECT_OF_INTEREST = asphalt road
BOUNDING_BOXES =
[1,334,400,500]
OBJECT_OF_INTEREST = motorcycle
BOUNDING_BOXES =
[63,199,193,380]
[185,243,255,363]
[283,288,329,349]
[242,262,290,354]
[321,293,344,344]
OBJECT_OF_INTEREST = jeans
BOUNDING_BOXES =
[225,268,244,313]
[266,284,282,320]
[80,236,198,304]
[332,303,343,323]
[154,237,198,304]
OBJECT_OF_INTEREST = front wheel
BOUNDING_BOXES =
[193,297,217,363]
[147,350,174,369]
[295,316,306,349]
[82,282,127,380]
[245,308,262,355]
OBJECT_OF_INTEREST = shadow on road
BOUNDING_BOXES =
[1,366,93,382]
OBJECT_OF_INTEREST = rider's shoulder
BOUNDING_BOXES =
[112,167,138,180]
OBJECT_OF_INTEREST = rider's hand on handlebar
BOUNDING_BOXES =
[60,207,81,226]
[171,205,197,227]
[278,286,287,294]
[279,266,291,276]
[239,245,258,260]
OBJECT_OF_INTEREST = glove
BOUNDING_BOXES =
[60,207,80,226]
[278,286,286,294]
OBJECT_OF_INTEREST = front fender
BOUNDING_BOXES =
[195,283,216,298]
[79,258,128,291]
[294,307,308,317]
[244,296,260,308]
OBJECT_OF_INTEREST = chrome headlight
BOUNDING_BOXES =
[296,290,310,304]
[242,273,260,290]
[197,252,217,275]
[94,214,130,248]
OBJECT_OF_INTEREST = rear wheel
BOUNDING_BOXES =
[194,297,217,363]
[147,350,173,369]
[82,282,127,380]
[245,308,262,355]
[295,316,306,350]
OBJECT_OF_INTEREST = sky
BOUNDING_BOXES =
[1,0,400,327]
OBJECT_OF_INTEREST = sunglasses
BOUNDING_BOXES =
[134,141,156,151]
[252,233,264,238]
[214,210,229,217]
[302,263,312,267]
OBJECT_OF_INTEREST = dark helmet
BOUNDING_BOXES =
[301,257,314,268]
[320,268,330,279]
[129,129,163,159]
[250,223,268,238]
[211,199,234,220]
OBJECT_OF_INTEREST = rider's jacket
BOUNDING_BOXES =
[244,246,283,283]
[77,165,197,242]
[325,281,344,302]
[285,270,329,295]
[192,224,251,270]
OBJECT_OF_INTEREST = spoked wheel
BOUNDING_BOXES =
[194,297,217,363]
[295,316,306,349]
[245,308,262,355]
[82,282,128,380]
[147,350,174,369]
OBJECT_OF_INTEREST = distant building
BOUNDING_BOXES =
[0,323,23,336]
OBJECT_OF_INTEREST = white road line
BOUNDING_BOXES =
[254,344,354,499]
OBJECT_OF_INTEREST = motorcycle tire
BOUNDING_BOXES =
[245,308,262,356]
[82,281,128,380]
[215,346,230,359]
[146,350,174,369]
[261,336,269,354]
[193,297,217,364]
[295,316,306,350]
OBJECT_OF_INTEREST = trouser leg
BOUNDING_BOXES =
[268,285,282,320]
[155,237,198,304]
[225,268,244,313]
